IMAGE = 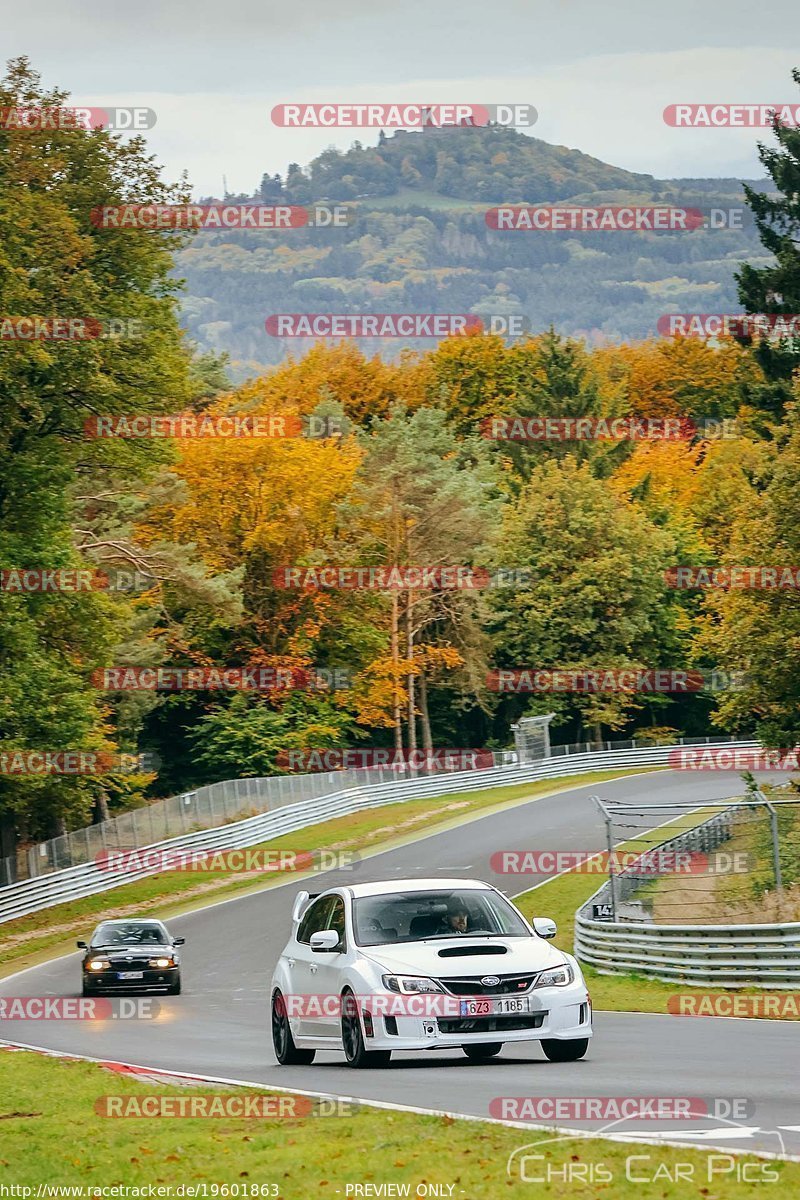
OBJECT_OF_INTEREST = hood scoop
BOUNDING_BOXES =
[437,943,508,958]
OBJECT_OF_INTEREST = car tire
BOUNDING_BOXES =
[541,1037,589,1062]
[81,979,96,997]
[272,990,316,1065]
[341,990,391,1068]
[167,975,182,995]
[462,1043,503,1060]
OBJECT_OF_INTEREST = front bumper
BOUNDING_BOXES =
[83,965,179,991]
[356,982,591,1051]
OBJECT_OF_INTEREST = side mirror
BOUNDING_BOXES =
[310,929,340,952]
[76,941,87,949]
[173,937,185,946]
[532,917,557,940]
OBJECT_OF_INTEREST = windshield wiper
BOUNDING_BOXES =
[419,932,506,941]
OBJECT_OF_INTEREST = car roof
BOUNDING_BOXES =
[342,878,493,899]
[94,918,167,927]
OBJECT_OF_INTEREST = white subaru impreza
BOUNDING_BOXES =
[270,877,592,1068]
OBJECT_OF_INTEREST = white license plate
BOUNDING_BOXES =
[117,971,143,980]
[459,996,530,1016]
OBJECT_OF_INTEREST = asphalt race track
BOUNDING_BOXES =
[2,769,799,1157]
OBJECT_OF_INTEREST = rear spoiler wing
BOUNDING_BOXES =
[291,890,319,924]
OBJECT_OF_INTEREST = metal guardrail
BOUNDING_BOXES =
[0,734,748,885]
[574,802,800,988]
[0,739,757,926]
[574,918,800,988]
[0,750,515,886]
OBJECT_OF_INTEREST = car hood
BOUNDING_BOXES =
[363,937,566,978]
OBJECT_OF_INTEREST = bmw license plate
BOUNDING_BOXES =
[459,996,530,1016]
[117,971,143,980]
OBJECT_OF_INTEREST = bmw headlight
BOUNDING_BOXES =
[87,959,110,971]
[148,957,174,968]
[382,975,444,994]
[532,963,573,988]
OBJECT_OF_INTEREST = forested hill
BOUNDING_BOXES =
[256,125,655,205]
[179,126,772,379]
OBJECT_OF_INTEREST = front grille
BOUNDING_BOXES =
[106,958,153,970]
[439,973,537,996]
[437,1013,545,1034]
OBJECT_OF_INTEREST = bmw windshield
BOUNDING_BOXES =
[90,922,169,948]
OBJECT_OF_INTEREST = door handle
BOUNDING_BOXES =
[310,964,318,974]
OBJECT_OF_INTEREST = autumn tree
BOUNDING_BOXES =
[344,406,501,751]
[698,395,800,746]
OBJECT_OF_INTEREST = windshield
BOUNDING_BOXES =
[353,889,532,947]
[91,922,169,947]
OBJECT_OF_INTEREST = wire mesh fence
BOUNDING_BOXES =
[1,751,520,885]
[0,732,748,888]
[587,791,800,926]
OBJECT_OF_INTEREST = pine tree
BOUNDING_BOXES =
[736,68,800,396]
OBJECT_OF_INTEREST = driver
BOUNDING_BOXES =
[437,897,470,935]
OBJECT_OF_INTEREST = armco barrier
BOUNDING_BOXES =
[574,915,800,988]
[574,802,800,988]
[4,749,516,883]
[0,740,757,925]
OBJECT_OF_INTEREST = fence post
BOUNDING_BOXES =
[754,790,783,896]
[592,796,617,921]
[764,798,783,896]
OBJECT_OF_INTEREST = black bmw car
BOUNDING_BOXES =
[78,918,184,995]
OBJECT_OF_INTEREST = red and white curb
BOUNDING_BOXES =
[2,1037,797,1162]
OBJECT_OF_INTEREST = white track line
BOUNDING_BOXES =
[1,1037,797,1163]
[1,769,661,984]
[4,771,794,1162]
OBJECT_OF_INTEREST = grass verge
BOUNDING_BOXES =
[0,768,661,978]
[0,1048,796,1196]
[514,809,800,1019]
[643,804,800,925]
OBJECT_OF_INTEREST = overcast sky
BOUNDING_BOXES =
[3,0,799,195]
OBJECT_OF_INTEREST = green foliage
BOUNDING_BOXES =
[736,68,800,391]
[0,57,194,841]
[188,692,352,777]
[488,456,676,734]
[281,125,654,204]
[700,398,800,747]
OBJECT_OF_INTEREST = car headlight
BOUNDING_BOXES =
[532,963,573,988]
[87,959,110,971]
[382,974,444,994]
[148,957,174,968]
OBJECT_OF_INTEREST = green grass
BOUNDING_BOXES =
[1,1049,796,1196]
[514,809,800,1019]
[0,768,661,977]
